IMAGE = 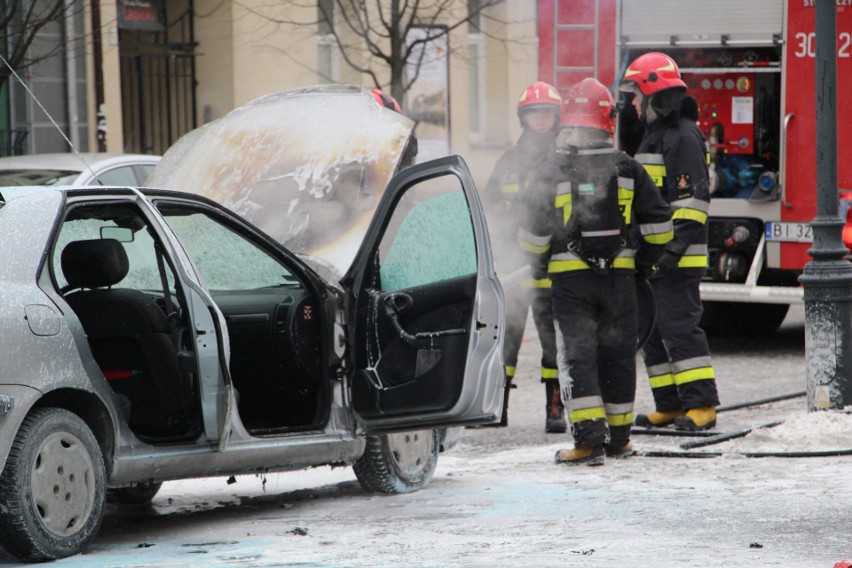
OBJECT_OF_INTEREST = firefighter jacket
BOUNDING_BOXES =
[519,144,673,275]
[635,116,711,276]
[484,128,556,287]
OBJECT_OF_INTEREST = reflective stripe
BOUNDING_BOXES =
[678,255,708,268]
[684,244,708,256]
[643,164,666,188]
[606,412,635,427]
[518,227,551,247]
[678,244,708,269]
[617,177,635,190]
[671,197,710,213]
[581,229,622,237]
[674,366,716,385]
[640,220,673,236]
[635,153,664,165]
[672,198,709,224]
[636,154,666,188]
[567,395,604,412]
[577,147,615,156]
[672,356,713,374]
[673,208,708,224]
[640,219,674,245]
[649,373,676,389]
[569,407,607,423]
[526,278,552,289]
[647,362,673,377]
[618,184,635,224]
[500,183,519,194]
[506,366,516,378]
[518,227,552,254]
[549,259,590,272]
[556,182,572,225]
[643,229,674,245]
[522,241,551,254]
[604,402,634,415]
[549,256,635,273]
[541,367,559,379]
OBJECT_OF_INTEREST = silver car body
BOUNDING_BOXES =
[0,153,160,187]
[0,157,504,485]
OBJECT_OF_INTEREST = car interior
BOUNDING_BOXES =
[52,201,326,444]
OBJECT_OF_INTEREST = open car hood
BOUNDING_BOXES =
[147,84,415,275]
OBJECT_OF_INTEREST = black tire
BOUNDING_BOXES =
[701,301,790,337]
[0,408,106,562]
[107,481,162,505]
[353,429,439,494]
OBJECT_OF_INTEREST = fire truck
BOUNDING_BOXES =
[538,0,852,335]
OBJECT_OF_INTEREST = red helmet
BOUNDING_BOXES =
[371,89,402,113]
[620,52,686,96]
[562,78,616,133]
[517,81,562,117]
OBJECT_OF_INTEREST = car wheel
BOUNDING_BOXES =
[0,408,106,562]
[107,481,162,505]
[353,429,438,494]
[701,301,789,337]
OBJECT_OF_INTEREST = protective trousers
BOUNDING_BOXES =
[551,271,637,449]
[502,287,558,384]
[640,275,720,412]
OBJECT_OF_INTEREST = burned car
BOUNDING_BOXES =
[0,87,504,562]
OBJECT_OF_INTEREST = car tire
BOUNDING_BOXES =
[701,301,789,337]
[107,481,163,505]
[0,408,106,562]
[353,429,438,494]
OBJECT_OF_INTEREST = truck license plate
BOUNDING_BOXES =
[765,222,813,243]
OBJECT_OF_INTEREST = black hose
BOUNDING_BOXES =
[680,421,783,449]
[716,391,806,413]
[631,427,720,438]
[637,449,852,458]
[636,277,656,351]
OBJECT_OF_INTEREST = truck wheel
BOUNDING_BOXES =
[0,408,106,562]
[353,429,438,494]
[701,301,789,337]
[107,481,162,505]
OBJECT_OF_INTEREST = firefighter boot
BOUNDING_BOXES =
[674,407,717,431]
[634,410,685,428]
[545,381,567,434]
[605,440,634,458]
[554,445,605,466]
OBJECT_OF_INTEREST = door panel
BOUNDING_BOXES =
[346,156,505,432]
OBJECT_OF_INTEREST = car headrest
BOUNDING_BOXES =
[62,239,130,289]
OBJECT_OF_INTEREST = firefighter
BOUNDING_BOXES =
[520,78,673,465]
[619,52,721,431]
[483,81,563,431]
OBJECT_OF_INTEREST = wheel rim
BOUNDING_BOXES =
[385,430,433,476]
[30,431,96,537]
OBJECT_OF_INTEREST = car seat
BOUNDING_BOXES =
[61,238,194,439]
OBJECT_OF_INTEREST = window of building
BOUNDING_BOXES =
[467,1,485,140]
[317,0,336,84]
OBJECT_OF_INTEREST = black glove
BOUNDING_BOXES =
[656,251,681,276]
[635,260,656,280]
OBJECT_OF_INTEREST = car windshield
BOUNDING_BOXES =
[146,85,415,276]
[0,169,80,186]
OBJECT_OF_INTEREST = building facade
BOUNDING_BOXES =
[2,0,539,186]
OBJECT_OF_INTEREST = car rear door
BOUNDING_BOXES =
[344,155,505,432]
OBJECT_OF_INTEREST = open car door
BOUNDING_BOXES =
[344,155,504,433]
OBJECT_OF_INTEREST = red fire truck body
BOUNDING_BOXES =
[538,0,852,334]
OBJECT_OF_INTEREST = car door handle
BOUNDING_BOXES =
[382,293,465,347]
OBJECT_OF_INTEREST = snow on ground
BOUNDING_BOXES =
[13,305,852,568]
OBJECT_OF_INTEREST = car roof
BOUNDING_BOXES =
[0,153,160,172]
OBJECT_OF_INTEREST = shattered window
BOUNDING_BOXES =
[380,177,476,292]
